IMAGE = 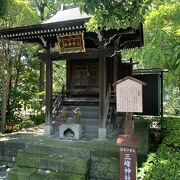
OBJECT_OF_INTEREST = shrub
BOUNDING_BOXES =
[161,117,180,149]
[28,113,45,125]
[138,116,180,180]
[16,119,34,130]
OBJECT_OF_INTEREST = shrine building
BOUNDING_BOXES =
[0,6,144,138]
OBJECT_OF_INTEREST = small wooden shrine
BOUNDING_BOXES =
[0,6,144,138]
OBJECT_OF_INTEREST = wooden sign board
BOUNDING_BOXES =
[119,147,137,180]
[113,76,146,113]
[57,32,85,54]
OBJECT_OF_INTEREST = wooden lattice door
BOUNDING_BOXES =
[69,59,99,95]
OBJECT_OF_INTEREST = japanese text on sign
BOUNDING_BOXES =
[116,79,143,112]
[124,154,131,180]
[120,147,137,180]
[58,33,85,54]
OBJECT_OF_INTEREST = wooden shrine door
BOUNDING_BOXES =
[68,59,99,96]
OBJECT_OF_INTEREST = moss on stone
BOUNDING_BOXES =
[16,151,89,175]
[60,157,89,174]
[7,166,36,180]
[90,162,119,180]
[2,120,150,180]
[30,169,86,180]
[16,151,40,168]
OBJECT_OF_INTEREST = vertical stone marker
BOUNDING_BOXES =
[113,76,146,180]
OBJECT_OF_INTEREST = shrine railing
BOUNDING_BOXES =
[52,86,65,118]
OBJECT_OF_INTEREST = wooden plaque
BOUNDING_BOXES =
[58,32,85,54]
[113,76,146,113]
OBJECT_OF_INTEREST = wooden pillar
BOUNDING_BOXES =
[99,47,106,127]
[45,45,53,133]
[114,55,119,82]
[39,61,45,92]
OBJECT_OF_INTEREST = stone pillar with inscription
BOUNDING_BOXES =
[113,76,146,180]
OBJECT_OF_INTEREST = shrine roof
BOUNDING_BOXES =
[0,7,89,43]
[0,7,144,50]
[44,7,91,24]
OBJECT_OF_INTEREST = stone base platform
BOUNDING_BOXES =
[0,118,149,179]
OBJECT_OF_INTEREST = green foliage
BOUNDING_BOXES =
[6,89,24,127]
[53,61,66,92]
[29,0,63,21]
[123,1,180,87]
[164,86,180,115]
[0,0,9,18]
[28,113,45,125]
[4,0,38,27]
[122,1,180,116]
[160,117,180,149]
[138,116,180,179]
[16,119,34,130]
[138,146,180,180]
[65,0,153,31]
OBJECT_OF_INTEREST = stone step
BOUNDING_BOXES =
[65,111,99,119]
[31,169,88,180]
[83,132,98,138]
[83,125,99,132]
[63,98,99,106]
[16,151,90,175]
[61,105,99,111]
[7,166,88,180]
[81,118,99,138]
[25,143,91,158]
[81,118,99,125]
[7,166,36,180]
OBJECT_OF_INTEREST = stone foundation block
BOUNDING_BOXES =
[30,169,87,180]
[44,125,53,135]
[98,128,107,139]
[7,166,36,180]
[90,162,119,180]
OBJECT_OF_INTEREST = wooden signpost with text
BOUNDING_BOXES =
[113,76,146,180]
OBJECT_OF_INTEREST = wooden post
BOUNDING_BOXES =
[98,47,106,127]
[116,112,138,180]
[39,61,45,93]
[98,46,108,139]
[45,45,53,134]
[114,55,119,83]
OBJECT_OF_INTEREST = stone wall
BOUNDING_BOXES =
[0,140,25,167]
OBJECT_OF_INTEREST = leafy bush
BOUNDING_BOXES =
[160,117,180,149]
[16,119,34,130]
[28,113,45,125]
[138,116,180,180]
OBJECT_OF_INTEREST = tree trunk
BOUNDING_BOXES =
[1,72,10,133]
[0,53,11,133]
